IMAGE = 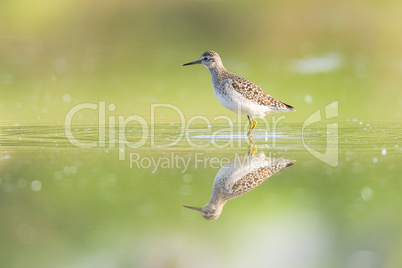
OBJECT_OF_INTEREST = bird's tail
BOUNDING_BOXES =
[282,101,295,111]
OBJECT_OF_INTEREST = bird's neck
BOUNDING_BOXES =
[208,66,227,84]
[208,187,229,207]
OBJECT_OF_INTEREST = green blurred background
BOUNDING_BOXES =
[1,1,402,268]
[1,0,401,123]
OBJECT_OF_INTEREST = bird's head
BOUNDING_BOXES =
[183,51,223,70]
[183,203,222,221]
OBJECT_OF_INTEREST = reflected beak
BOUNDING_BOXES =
[183,205,203,212]
[183,60,201,66]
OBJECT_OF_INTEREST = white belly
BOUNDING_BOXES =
[213,84,272,118]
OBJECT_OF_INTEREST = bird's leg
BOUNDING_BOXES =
[247,115,253,136]
[247,116,257,136]
[251,118,257,132]
[247,135,257,156]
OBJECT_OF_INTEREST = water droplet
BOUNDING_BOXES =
[31,180,42,192]
[70,166,77,174]
[372,157,378,163]
[108,174,116,183]
[183,174,193,183]
[108,103,116,111]
[381,148,387,155]
[304,94,313,103]
[54,171,63,180]
[361,186,373,201]
[180,185,192,196]
[62,94,71,103]
[63,166,71,174]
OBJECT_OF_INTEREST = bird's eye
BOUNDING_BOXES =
[203,57,208,61]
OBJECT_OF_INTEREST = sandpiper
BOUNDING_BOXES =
[183,51,295,135]
[184,152,295,220]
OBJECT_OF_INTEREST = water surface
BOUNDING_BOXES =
[1,120,401,267]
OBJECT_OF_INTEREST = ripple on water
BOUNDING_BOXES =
[0,121,400,154]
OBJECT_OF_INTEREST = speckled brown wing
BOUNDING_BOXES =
[229,160,295,199]
[229,73,294,111]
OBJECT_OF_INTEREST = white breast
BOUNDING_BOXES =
[213,80,272,118]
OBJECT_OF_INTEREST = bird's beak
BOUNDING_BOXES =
[183,205,203,212]
[183,60,201,66]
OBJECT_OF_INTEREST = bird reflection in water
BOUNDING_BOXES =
[184,138,295,220]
